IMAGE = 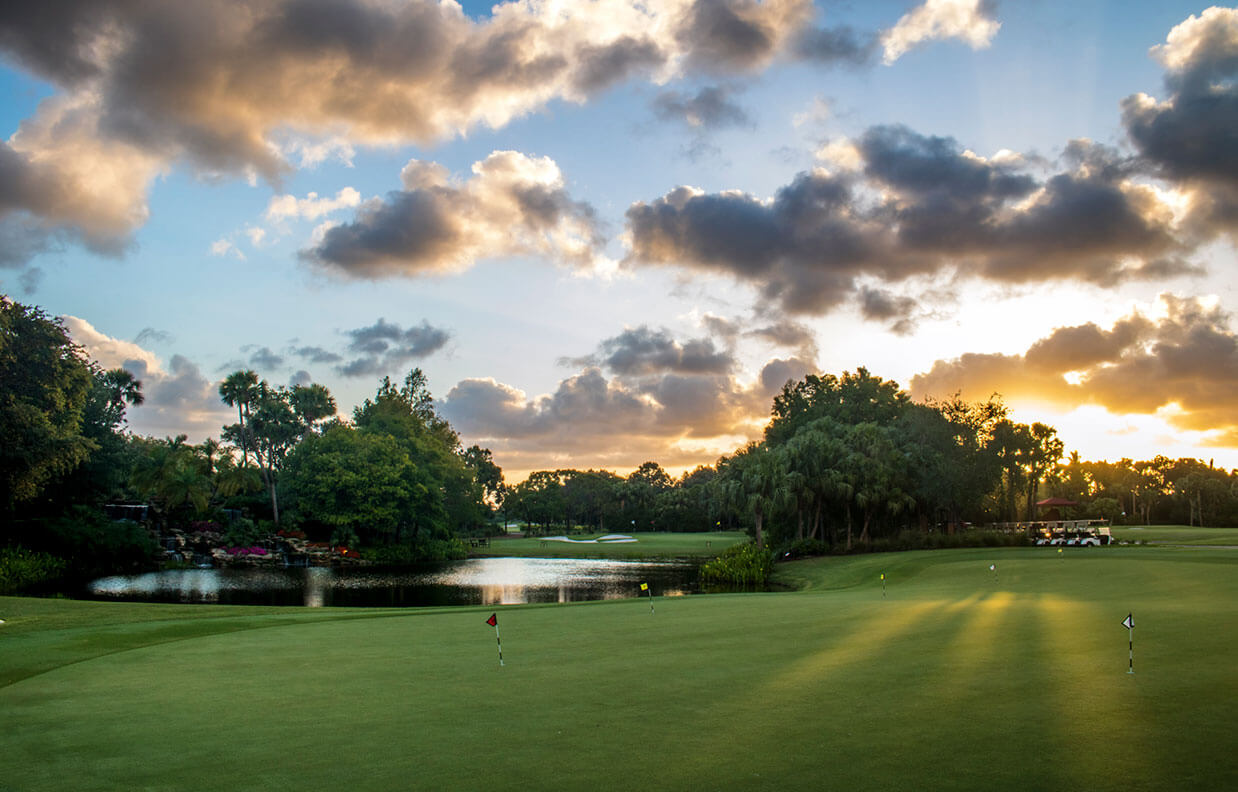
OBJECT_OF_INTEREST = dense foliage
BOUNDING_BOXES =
[6,293,1238,587]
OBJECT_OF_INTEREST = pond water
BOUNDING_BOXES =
[85,557,700,607]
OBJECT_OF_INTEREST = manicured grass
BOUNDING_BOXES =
[477,530,746,558]
[1111,525,1238,545]
[2,546,1235,791]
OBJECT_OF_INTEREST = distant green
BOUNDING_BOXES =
[477,530,746,558]
[1112,524,1238,545]
[2,545,1235,791]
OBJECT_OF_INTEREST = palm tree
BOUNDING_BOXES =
[219,370,259,466]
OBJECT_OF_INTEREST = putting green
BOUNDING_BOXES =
[2,546,1234,791]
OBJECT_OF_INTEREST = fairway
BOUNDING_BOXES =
[2,547,1235,791]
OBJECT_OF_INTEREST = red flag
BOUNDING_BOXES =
[486,613,497,627]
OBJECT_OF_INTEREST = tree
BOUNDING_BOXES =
[281,425,418,546]
[718,443,784,549]
[462,445,505,514]
[130,435,212,526]
[1023,423,1064,520]
[0,298,96,513]
[624,461,673,530]
[766,368,909,445]
[352,368,483,536]
[221,377,336,526]
[219,370,259,466]
[843,422,915,546]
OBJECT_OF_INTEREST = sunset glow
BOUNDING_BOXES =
[2,1,1236,479]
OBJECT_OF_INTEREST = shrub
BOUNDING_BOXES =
[362,538,468,565]
[0,547,67,594]
[223,518,265,548]
[701,542,773,587]
[778,539,829,559]
[39,507,158,577]
[330,526,360,549]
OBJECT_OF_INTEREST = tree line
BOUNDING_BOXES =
[491,369,1238,548]
[5,294,1238,588]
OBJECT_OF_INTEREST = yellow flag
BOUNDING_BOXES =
[640,582,649,591]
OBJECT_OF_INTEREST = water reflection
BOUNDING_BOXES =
[86,557,697,607]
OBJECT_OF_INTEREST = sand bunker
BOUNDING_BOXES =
[543,534,637,544]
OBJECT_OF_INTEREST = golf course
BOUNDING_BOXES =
[2,544,1235,791]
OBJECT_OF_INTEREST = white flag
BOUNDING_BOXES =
[1121,613,1133,630]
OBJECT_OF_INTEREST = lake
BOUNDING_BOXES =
[85,557,700,607]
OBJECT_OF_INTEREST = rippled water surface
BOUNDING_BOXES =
[86,557,699,607]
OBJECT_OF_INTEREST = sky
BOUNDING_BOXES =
[2,0,1237,481]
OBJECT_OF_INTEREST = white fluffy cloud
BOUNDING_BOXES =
[881,0,1001,65]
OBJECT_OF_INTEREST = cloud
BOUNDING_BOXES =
[63,315,230,440]
[881,0,1001,65]
[793,25,877,65]
[292,345,343,365]
[337,318,450,378]
[624,124,1195,318]
[248,346,284,370]
[909,294,1238,445]
[674,0,815,73]
[0,1,1015,265]
[441,326,817,476]
[209,238,244,259]
[568,325,736,376]
[653,85,751,129]
[301,151,604,277]
[134,327,174,346]
[265,187,362,222]
[1121,6,1238,240]
[0,1,818,191]
[0,92,164,259]
[746,319,819,359]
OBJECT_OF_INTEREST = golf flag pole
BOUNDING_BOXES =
[990,563,997,584]
[880,573,885,599]
[1122,613,1134,674]
[641,582,653,613]
[486,612,504,666]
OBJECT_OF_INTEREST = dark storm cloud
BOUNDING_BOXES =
[626,124,1197,318]
[337,318,450,378]
[911,295,1238,443]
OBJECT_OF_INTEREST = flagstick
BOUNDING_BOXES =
[648,586,655,614]
[495,621,504,667]
[881,573,885,599]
